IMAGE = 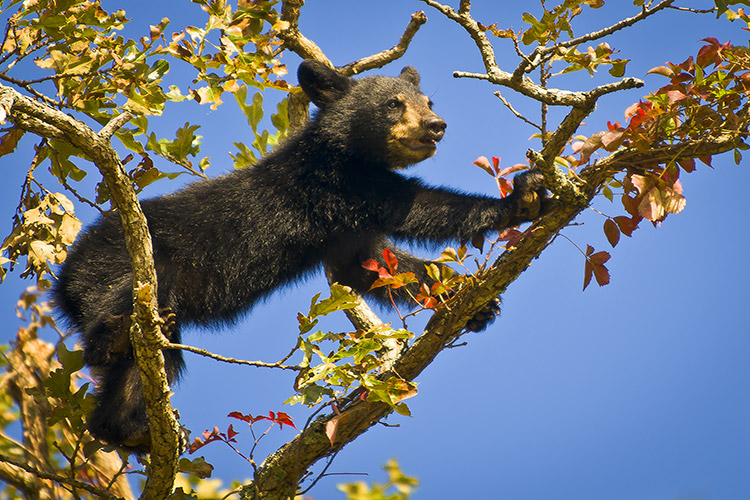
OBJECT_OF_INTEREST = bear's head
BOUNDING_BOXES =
[298,60,447,169]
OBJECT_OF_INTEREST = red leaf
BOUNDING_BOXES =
[498,228,525,247]
[326,415,342,445]
[697,40,720,67]
[362,259,380,272]
[601,130,625,151]
[621,194,639,218]
[591,257,610,287]
[637,187,663,222]
[583,246,611,290]
[583,254,594,291]
[362,259,389,278]
[471,234,485,252]
[677,158,696,173]
[498,177,513,198]
[228,411,265,424]
[603,219,620,247]
[491,156,501,172]
[270,411,296,429]
[699,156,713,167]
[382,248,398,275]
[0,128,24,158]
[577,131,606,163]
[496,163,527,178]
[613,216,639,237]
[417,294,438,309]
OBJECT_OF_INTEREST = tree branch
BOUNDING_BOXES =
[0,84,181,500]
[278,0,332,67]
[515,0,676,76]
[422,0,648,108]
[338,11,428,76]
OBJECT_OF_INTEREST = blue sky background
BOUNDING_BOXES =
[1,1,749,499]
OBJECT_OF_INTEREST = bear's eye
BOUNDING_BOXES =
[386,98,402,109]
[427,99,434,109]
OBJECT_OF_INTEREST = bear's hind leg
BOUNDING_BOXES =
[87,322,185,453]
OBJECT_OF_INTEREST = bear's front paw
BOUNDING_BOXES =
[509,169,548,222]
[466,296,501,332]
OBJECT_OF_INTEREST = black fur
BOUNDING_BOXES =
[53,60,547,452]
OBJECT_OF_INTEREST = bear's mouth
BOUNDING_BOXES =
[400,138,437,151]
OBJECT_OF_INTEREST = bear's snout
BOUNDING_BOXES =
[424,116,447,142]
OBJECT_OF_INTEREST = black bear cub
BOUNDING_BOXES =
[54,60,547,452]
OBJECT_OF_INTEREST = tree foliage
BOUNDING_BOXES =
[0,0,747,499]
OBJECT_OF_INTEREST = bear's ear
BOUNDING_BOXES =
[298,60,352,108]
[398,66,420,88]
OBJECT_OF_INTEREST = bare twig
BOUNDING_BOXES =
[667,6,716,14]
[167,343,301,371]
[560,0,674,49]
[514,0,675,77]
[418,0,499,74]
[493,91,542,131]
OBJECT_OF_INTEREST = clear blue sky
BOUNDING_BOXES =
[1,1,749,499]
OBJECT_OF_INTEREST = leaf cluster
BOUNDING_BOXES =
[0,290,135,499]
[288,283,416,416]
[1,190,80,284]
[554,33,750,288]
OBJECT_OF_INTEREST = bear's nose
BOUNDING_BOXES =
[424,116,447,141]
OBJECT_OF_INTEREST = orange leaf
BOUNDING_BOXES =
[473,156,494,176]
[647,65,673,77]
